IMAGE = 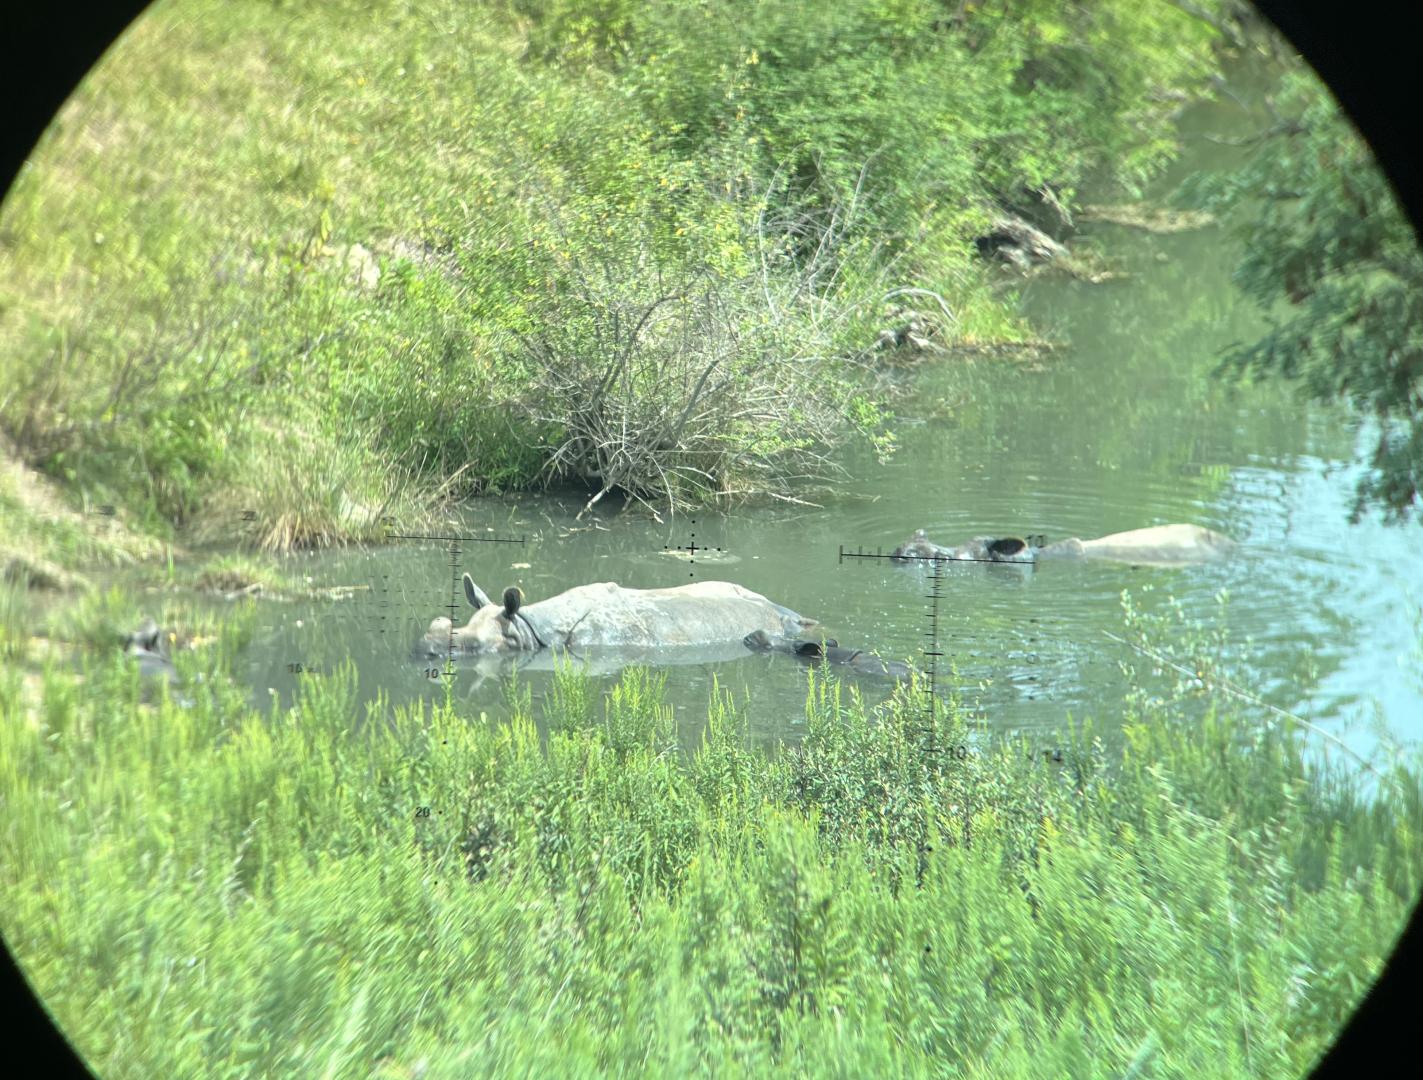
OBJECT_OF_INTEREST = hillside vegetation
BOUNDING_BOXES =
[0,0,1227,549]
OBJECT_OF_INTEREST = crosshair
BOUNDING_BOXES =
[838,541,954,733]
[378,522,527,685]
[666,519,726,578]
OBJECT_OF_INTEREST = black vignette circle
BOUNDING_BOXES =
[0,1,1418,1078]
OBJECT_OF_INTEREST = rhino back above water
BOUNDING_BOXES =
[525,581,812,647]
[892,523,1234,567]
[1045,524,1235,565]
[422,578,815,657]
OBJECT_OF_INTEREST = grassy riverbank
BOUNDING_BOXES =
[1,605,1419,1078]
[0,0,1232,550]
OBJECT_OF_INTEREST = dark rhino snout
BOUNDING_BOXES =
[416,634,466,661]
[744,629,774,650]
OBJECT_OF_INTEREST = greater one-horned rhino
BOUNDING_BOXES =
[891,524,1234,568]
[743,629,914,680]
[419,574,817,658]
[126,617,179,683]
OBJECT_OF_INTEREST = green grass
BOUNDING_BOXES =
[0,449,167,589]
[1,613,1417,1078]
[0,576,29,661]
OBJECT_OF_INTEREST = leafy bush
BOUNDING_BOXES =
[516,189,901,513]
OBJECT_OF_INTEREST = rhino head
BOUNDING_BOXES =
[126,617,163,654]
[892,530,1036,563]
[126,618,179,684]
[889,529,942,563]
[744,629,912,680]
[419,574,543,658]
[744,629,838,654]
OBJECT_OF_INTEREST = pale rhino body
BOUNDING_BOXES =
[420,577,815,658]
[1049,524,1235,565]
[892,524,1235,568]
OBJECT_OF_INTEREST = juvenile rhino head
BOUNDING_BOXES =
[745,629,912,680]
[890,529,942,563]
[125,618,179,684]
[126,617,163,654]
[744,629,838,653]
[891,530,1035,564]
[420,575,541,658]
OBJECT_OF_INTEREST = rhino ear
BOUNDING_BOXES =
[502,586,522,618]
[464,574,493,610]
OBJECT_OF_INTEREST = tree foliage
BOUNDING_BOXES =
[516,0,1225,245]
[1206,70,1423,522]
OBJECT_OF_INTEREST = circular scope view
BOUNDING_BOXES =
[2,1,1420,1076]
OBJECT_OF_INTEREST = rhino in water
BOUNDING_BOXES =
[743,629,914,680]
[891,524,1234,568]
[419,574,817,658]
[126,617,179,684]
[124,618,204,708]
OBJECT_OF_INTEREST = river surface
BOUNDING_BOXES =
[239,75,1421,767]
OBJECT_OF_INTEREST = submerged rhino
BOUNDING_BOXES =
[126,617,179,684]
[743,629,914,680]
[891,524,1234,568]
[419,574,817,659]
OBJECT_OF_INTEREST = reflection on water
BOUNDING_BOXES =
[236,80,1421,766]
